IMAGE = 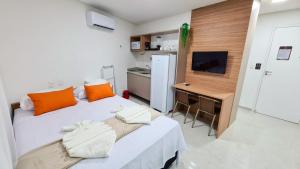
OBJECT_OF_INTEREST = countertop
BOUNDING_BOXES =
[174,83,234,100]
[127,71,151,78]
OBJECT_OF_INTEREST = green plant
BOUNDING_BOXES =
[181,23,190,48]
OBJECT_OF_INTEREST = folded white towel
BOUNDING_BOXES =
[62,120,92,132]
[116,106,152,124]
[62,121,116,158]
[110,105,124,113]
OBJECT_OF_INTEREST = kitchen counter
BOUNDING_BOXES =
[127,67,151,78]
[127,67,151,100]
[127,71,151,78]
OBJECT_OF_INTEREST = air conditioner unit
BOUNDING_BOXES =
[87,11,115,30]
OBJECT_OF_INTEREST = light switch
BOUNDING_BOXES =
[255,63,262,70]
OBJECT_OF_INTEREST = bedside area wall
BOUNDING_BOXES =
[0,0,191,105]
[0,0,136,103]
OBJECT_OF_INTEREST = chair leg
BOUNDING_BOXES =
[208,114,217,136]
[184,105,191,124]
[171,101,179,118]
[192,109,200,128]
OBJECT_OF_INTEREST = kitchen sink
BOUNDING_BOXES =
[128,67,147,71]
[128,67,151,74]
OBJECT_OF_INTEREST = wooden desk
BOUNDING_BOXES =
[174,83,235,137]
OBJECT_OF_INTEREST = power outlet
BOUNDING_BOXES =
[48,82,55,88]
[57,80,64,87]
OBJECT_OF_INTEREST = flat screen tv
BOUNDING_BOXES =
[192,51,228,74]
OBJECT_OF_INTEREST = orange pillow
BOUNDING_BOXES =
[84,83,115,102]
[28,87,77,116]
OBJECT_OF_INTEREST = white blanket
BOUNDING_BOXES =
[116,106,151,124]
[14,96,187,169]
[62,121,116,158]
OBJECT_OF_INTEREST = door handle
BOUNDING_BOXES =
[264,70,272,75]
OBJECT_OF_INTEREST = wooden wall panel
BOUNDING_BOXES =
[176,28,191,83]
[185,0,253,92]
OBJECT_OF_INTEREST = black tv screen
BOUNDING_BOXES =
[192,51,228,74]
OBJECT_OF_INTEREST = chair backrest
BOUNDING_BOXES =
[175,89,190,105]
[198,95,220,114]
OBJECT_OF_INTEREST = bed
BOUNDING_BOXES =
[13,95,186,169]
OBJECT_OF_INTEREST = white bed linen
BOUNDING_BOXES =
[13,96,186,169]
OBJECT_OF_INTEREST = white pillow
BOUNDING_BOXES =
[20,95,34,111]
[84,79,108,86]
[74,86,86,100]
[75,79,108,100]
[20,88,67,111]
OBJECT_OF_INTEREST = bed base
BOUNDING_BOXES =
[162,151,178,169]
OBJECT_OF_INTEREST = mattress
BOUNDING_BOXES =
[13,96,186,169]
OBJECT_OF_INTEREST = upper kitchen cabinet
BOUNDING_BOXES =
[130,35,151,52]
[130,30,179,52]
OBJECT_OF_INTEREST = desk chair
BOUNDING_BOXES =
[192,95,221,136]
[172,89,198,124]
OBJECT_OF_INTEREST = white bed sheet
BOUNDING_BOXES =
[13,96,186,169]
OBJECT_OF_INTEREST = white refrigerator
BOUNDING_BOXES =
[150,54,177,113]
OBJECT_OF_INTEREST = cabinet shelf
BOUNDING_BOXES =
[130,30,179,52]
[130,35,151,51]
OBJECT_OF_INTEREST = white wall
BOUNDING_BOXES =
[0,0,136,103]
[0,76,16,169]
[231,0,260,123]
[134,12,191,35]
[240,9,300,109]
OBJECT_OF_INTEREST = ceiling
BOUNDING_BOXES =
[80,0,224,24]
[260,0,300,14]
[80,0,300,24]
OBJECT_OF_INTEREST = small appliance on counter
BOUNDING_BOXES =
[145,42,150,50]
[131,41,141,50]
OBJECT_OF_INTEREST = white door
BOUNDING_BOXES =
[256,27,300,123]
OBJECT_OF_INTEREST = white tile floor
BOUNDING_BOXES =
[130,96,300,169]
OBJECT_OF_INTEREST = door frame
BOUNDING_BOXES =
[253,24,300,117]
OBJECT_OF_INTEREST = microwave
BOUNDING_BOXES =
[131,41,141,50]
